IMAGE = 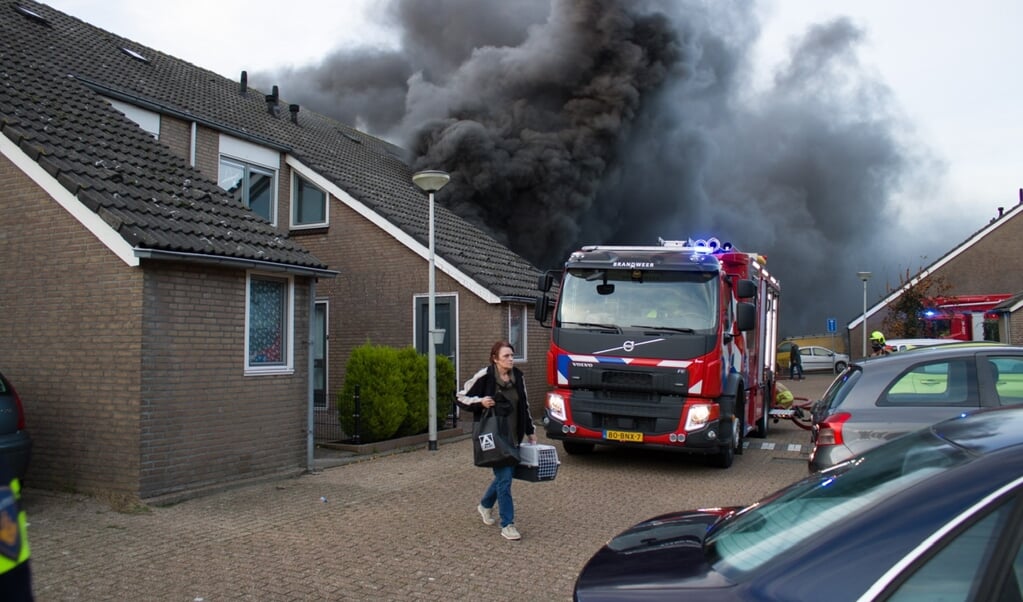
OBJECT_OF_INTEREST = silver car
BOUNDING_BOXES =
[809,342,1023,472]
[797,345,849,374]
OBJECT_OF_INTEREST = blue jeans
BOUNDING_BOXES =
[481,464,515,527]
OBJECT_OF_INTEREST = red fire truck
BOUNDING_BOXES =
[534,238,781,468]
[921,294,1011,341]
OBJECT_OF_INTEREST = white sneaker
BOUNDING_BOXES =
[501,524,521,540]
[477,504,496,525]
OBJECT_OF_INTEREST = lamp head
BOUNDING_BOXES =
[412,170,451,193]
[857,271,871,282]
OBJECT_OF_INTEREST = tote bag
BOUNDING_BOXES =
[473,408,520,467]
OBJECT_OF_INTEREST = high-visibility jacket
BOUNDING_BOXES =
[0,470,30,577]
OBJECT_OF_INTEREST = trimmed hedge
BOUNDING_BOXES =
[337,343,407,443]
[338,343,458,442]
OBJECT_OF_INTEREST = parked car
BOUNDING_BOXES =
[809,342,1023,472]
[776,340,793,371]
[573,406,1023,601]
[797,345,849,373]
[0,370,31,480]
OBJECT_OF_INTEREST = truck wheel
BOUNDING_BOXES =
[709,417,738,468]
[563,440,595,455]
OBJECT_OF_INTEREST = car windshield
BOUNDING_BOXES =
[705,428,973,576]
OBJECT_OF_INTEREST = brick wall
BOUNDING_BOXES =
[293,200,551,420]
[139,263,310,500]
[0,155,143,496]
[1,153,314,501]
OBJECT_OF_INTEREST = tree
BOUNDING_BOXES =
[881,270,953,338]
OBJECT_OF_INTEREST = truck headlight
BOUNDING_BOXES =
[547,392,567,422]
[685,404,713,431]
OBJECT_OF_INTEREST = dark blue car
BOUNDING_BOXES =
[575,406,1023,601]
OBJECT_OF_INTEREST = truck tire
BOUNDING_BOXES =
[709,417,737,468]
[563,440,595,455]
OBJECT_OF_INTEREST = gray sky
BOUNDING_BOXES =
[45,0,1023,336]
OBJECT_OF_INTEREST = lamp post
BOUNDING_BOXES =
[412,169,450,451]
[857,271,871,358]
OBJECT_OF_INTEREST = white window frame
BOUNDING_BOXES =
[508,304,527,362]
[219,156,278,226]
[291,173,329,229]
[245,272,295,375]
[218,134,280,226]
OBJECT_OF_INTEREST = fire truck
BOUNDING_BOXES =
[920,294,1011,341]
[534,238,781,468]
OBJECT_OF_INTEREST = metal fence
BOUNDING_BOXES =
[313,396,462,443]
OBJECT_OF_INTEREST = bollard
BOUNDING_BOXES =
[353,384,361,444]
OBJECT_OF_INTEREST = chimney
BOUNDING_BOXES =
[272,85,279,102]
[240,70,247,96]
[265,94,278,117]
[999,207,1005,218]
[289,104,300,124]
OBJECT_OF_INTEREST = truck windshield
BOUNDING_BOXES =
[557,269,718,334]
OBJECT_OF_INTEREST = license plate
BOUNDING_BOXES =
[605,429,643,442]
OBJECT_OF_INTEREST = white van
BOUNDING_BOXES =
[886,338,958,353]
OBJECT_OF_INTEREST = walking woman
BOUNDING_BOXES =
[457,340,536,540]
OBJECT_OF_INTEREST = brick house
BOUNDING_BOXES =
[849,199,1023,358]
[0,1,548,502]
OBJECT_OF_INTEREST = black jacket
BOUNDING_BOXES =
[457,365,536,444]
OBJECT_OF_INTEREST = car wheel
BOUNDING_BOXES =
[562,440,595,455]
[834,361,847,373]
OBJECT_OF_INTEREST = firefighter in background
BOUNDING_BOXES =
[0,456,33,600]
[870,331,892,357]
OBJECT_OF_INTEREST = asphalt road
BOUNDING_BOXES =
[22,374,834,601]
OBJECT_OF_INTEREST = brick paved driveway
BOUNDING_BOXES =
[24,375,832,601]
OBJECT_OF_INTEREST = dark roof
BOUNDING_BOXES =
[0,0,542,298]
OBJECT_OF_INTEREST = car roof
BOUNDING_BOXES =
[859,341,1018,364]
[933,405,1023,455]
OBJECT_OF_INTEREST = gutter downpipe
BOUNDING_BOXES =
[307,277,317,473]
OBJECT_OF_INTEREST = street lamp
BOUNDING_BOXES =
[413,169,450,451]
[857,271,871,358]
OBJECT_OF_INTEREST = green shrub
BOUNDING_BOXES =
[395,347,428,437]
[395,348,459,436]
[337,343,407,443]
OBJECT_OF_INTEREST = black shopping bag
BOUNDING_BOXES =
[473,408,520,467]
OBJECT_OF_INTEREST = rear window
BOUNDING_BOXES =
[819,367,861,412]
[705,430,972,575]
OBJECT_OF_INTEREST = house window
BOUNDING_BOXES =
[220,157,276,224]
[246,273,294,374]
[292,174,327,227]
[508,304,527,361]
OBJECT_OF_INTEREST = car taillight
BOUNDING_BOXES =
[816,412,850,446]
[10,383,27,431]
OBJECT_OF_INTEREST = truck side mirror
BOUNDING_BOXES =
[534,294,551,326]
[736,302,755,332]
[537,272,554,292]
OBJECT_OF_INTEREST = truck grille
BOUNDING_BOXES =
[602,371,652,387]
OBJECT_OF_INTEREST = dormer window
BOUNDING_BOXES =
[219,157,276,225]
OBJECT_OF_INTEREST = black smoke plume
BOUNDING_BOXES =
[256,0,960,337]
